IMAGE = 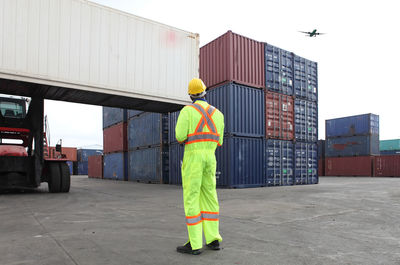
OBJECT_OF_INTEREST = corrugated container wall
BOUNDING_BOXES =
[88,155,103,178]
[325,135,379,157]
[380,139,400,151]
[215,137,264,188]
[103,107,127,129]
[168,111,180,144]
[265,91,294,140]
[66,161,73,175]
[325,114,379,138]
[103,122,127,153]
[206,83,265,137]
[128,113,168,149]
[293,56,318,101]
[77,161,88,175]
[264,44,293,95]
[264,140,294,186]
[77,149,103,162]
[318,140,325,159]
[294,99,318,142]
[103,152,128,181]
[318,159,325,176]
[168,143,184,185]
[200,31,265,89]
[373,156,400,177]
[128,147,168,183]
[294,142,318,184]
[0,0,198,108]
[380,150,400,155]
[128,109,144,119]
[325,156,373,176]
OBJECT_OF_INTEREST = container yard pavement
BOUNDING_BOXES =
[1,177,400,265]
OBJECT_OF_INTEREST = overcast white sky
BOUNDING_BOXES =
[45,0,400,147]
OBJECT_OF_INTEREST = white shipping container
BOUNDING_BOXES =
[0,0,198,110]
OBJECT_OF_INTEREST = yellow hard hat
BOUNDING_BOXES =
[188,78,207,97]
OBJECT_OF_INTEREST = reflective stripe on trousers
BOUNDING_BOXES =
[186,212,219,225]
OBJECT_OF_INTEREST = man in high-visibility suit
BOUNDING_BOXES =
[176,78,224,255]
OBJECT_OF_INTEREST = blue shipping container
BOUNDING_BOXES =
[293,56,318,101]
[294,99,318,142]
[318,140,325,159]
[264,139,294,186]
[128,113,168,149]
[66,161,73,175]
[128,146,168,183]
[215,136,264,188]
[168,111,180,144]
[325,135,380,157]
[77,149,103,162]
[265,44,293,95]
[295,142,318,185]
[103,152,128,181]
[103,107,127,129]
[169,143,184,185]
[207,83,265,138]
[77,161,88,175]
[128,109,144,119]
[325,113,379,138]
[380,150,400,155]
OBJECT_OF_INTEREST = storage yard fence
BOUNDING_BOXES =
[89,31,320,188]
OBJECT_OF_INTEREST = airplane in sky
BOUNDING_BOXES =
[299,29,326,37]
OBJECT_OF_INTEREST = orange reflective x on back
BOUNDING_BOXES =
[185,103,220,145]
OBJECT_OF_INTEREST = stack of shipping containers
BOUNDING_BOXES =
[75,148,103,175]
[374,139,400,177]
[102,107,127,180]
[169,31,318,188]
[324,114,379,176]
[127,110,169,184]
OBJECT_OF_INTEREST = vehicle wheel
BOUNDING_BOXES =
[60,162,71,193]
[48,163,61,193]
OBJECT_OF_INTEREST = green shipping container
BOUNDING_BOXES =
[380,139,400,151]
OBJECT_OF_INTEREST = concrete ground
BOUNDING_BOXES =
[1,176,400,265]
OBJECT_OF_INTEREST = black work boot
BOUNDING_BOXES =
[206,240,220,250]
[176,242,202,255]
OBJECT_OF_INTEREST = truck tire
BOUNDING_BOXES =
[60,162,71,193]
[48,163,61,193]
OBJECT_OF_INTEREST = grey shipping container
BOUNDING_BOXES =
[169,143,184,185]
[325,113,379,138]
[128,113,168,149]
[264,139,294,186]
[128,146,168,183]
[295,142,318,185]
[103,152,128,181]
[294,99,318,142]
[293,56,318,102]
[207,82,265,138]
[215,136,264,188]
[103,107,127,129]
[265,44,294,95]
[325,135,380,157]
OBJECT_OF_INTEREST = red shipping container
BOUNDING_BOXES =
[325,156,373,176]
[200,31,265,89]
[373,155,400,177]
[318,159,325,176]
[48,146,77,161]
[103,122,127,154]
[265,91,294,140]
[88,155,103,178]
